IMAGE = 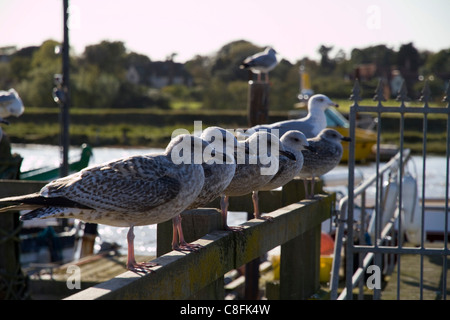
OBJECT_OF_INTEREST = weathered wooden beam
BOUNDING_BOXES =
[247,81,270,127]
[157,208,222,257]
[65,194,332,300]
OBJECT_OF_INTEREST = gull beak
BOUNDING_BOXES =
[341,136,351,142]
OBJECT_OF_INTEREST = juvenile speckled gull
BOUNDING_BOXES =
[220,131,290,228]
[248,94,339,138]
[0,134,206,271]
[239,47,280,83]
[298,128,351,198]
[252,130,312,218]
[186,127,236,209]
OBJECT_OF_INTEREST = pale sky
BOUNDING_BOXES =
[1,0,449,63]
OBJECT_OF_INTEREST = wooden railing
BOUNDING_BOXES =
[0,178,334,300]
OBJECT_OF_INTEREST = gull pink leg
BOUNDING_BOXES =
[220,195,243,231]
[171,215,202,251]
[126,226,157,272]
[303,179,310,199]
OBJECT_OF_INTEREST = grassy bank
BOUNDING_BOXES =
[4,107,288,147]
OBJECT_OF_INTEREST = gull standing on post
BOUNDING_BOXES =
[239,47,280,83]
[220,131,290,228]
[251,130,313,219]
[185,127,237,210]
[174,127,237,239]
[247,94,339,138]
[0,134,207,272]
[298,128,351,199]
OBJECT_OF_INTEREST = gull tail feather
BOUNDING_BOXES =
[0,193,93,213]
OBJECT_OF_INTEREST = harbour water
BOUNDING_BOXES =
[10,144,450,256]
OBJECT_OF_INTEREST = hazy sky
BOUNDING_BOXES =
[1,0,449,63]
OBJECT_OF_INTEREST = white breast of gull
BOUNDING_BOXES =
[298,128,351,198]
[239,47,280,75]
[247,94,338,138]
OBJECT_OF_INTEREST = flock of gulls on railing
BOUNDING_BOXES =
[0,48,350,272]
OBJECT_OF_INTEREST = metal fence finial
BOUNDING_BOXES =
[350,79,362,103]
[419,80,431,103]
[373,79,386,103]
[396,80,410,102]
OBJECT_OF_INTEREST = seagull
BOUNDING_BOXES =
[252,130,312,219]
[298,128,351,199]
[246,94,339,138]
[220,131,290,227]
[0,89,25,118]
[0,134,207,272]
[239,47,280,83]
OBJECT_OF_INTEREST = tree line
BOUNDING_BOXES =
[0,39,449,111]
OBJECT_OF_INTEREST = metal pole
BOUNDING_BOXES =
[60,0,70,177]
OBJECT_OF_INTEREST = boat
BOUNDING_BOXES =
[325,107,378,163]
[20,143,93,181]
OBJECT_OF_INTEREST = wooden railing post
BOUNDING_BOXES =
[156,208,224,299]
[280,223,321,299]
[157,208,223,257]
[247,81,270,127]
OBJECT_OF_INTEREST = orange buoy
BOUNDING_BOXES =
[321,232,334,256]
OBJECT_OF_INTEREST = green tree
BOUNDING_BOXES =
[16,40,61,107]
[211,40,262,82]
[318,45,335,73]
[422,49,450,80]
[83,41,127,76]
[71,65,120,108]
